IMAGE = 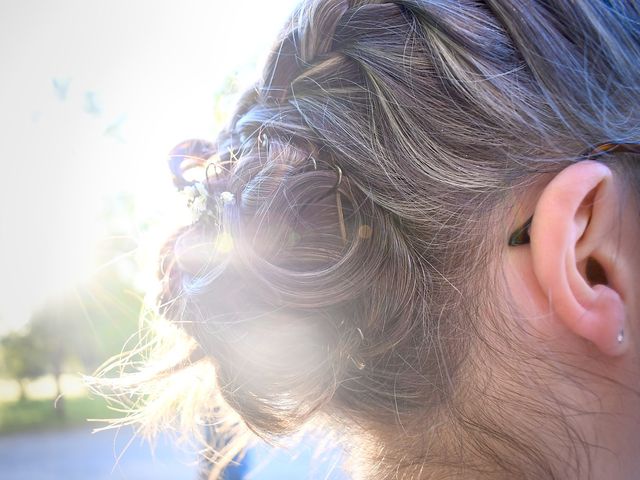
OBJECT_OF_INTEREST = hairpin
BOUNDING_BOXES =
[168,138,217,190]
[308,156,347,244]
[259,132,269,148]
[333,164,347,244]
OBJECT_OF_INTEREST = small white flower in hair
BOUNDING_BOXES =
[190,193,208,220]
[220,191,235,205]
[183,184,198,203]
[182,181,210,223]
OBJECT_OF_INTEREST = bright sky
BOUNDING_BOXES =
[0,0,300,333]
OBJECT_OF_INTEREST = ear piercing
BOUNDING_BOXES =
[617,328,624,344]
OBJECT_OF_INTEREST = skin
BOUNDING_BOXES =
[504,161,640,479]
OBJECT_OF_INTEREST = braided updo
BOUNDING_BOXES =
[164,0,468,437]
[101,0,640,478]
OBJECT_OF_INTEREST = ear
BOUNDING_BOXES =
[529,160,627,356]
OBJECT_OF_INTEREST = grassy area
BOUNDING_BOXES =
[0,395,122,435]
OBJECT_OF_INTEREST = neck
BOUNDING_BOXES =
[342,372,639,480]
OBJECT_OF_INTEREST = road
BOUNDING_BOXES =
[0,426,198,480]
[0,427,348,479]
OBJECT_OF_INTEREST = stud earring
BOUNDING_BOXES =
[617,328,624,344]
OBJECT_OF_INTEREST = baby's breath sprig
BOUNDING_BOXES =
[182,182,235,224]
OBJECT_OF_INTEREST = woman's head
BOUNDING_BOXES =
[106,1,640,478]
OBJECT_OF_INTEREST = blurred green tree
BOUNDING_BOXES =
[0,191,145,413]
[27,276,142,416]
[0,331,47,401]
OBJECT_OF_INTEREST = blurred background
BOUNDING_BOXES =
[0,1,346,478]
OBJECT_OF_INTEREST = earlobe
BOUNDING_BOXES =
[529,161,627,357]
